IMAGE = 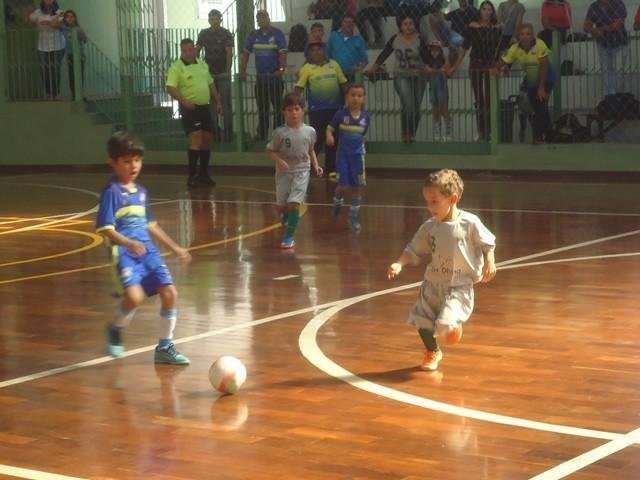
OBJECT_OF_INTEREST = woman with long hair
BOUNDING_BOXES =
[450,0,502,140]
[368,15,429,143]
[60,10,88,99]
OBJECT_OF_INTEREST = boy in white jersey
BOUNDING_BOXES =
[387,169,496,371]
[266,92,323,249]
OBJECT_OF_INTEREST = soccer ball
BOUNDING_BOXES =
[209,356,247,394]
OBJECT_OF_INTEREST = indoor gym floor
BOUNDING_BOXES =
[0,171,639,480]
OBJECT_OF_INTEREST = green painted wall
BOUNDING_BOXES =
[1,104,638,171]
[165,0,208,29]
[0,103,113,165]
[61,0,119,64]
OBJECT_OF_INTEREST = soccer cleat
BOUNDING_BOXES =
[154,343,190,365]
[421,349,443,371]
[444,324,463,345]
[280,236,295,249]
[106,326,124,358]
[349,214,361,233]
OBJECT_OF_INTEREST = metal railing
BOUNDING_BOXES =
[2,0,639,151]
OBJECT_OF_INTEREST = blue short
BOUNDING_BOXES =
[337,153,366,187]
[113,246,173,297]
[429,72,449,107]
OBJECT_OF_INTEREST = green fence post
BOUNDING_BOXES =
[233,74,245,152]
[0,0,7,112]
[71,29,83,104]
[551,30,562,121]
[490,73,499,152]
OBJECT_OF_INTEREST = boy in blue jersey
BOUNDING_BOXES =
[96,132,192,364]
[326,84,370,232]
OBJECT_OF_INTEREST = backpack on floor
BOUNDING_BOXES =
[596,93,640,121]
[548,113,592,143]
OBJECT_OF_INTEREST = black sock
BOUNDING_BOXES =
[418,328,439,351]
[199,149,211,176]
[188,149,199,177]
[108,324,123,345]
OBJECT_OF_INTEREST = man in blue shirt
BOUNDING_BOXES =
[327,14,369,82]
[241,10,288,141]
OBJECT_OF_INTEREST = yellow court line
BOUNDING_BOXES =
[41,220,92,228]
[0,214,72,226]
[0,228,104,269]
[0,215,294,286]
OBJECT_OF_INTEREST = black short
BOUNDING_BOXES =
[180,104,212,136]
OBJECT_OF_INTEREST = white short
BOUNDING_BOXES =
[407,281,474,334]
[275,170,309,206]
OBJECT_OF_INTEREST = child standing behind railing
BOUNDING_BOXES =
[424,40,453,142]
[60,10,87,100]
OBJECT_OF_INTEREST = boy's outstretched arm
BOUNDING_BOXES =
[387,251,416,280]
[101,229,146,257]
[481,247,496,283]
[148,223,191,262]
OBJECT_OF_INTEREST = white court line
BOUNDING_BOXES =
[0,303,340,390]
[0,464,86,480]
[0,183,99,236]
[148,198,640,217]
[500,251,640,271]
[273,274,300,281]
[2,229,638,391]
[298,229,640,443]
[497,229,640,267]
[298,293,621,442]
[0,242,638,479]
[528,428,640,480]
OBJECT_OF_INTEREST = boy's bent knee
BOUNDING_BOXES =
[123,286,145,308]
[159,285,178,305]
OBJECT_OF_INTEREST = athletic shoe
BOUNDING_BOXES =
[280,236,295,249]
[349,214,361,233]
[421,349,443,371]
[154,343,190,365]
